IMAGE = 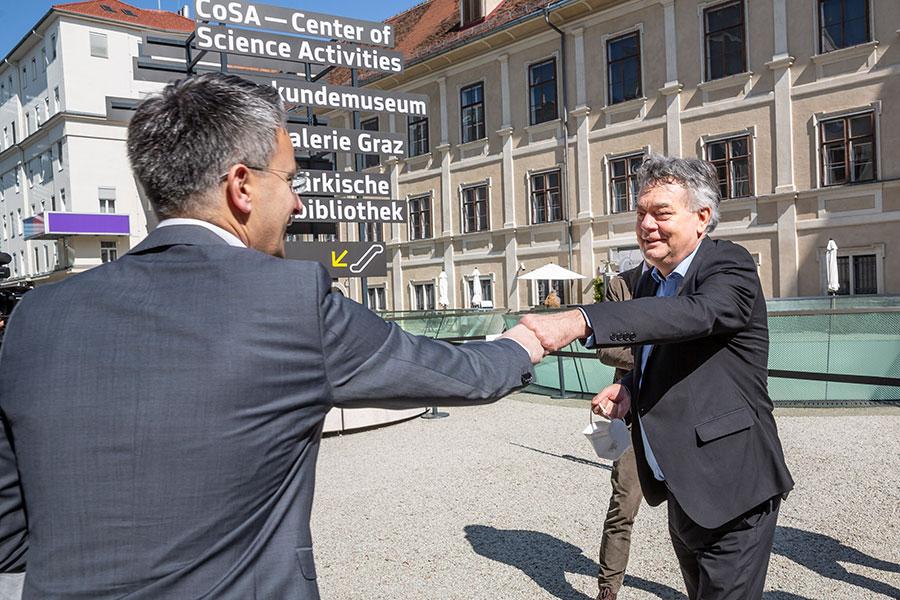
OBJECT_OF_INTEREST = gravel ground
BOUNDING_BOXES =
[310,393,900,599]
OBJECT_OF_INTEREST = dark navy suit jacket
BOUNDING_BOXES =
[583,237,793,528]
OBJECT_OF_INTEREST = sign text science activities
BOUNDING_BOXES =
[284,241,387,278]
[295,169,391,198]
[294,197,406,223]
[286,124,405,156]
[194,24,403,73]
[194,0,394,47]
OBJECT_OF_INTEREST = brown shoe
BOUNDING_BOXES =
[597,588,617,600]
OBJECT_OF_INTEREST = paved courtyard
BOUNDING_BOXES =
[311,392,900,599]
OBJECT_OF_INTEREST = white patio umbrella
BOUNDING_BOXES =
[471,268,483,308]
[438,271,450,307]
[826,239,840,294]
[517,263,586,281]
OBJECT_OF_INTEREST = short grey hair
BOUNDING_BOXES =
[636,153,721,233]
[127,73,286,219]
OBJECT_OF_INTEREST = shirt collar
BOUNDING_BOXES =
[650,238,704,284]
[156,218,246,248]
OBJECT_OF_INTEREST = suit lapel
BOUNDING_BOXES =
[632,271,659,399]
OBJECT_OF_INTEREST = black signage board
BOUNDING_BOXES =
[194,24,403,74]
[285,124,405,156]
[285,241,387,277]
[239,74,428,117]
[296,197,406,223]
[296,168,390,198]
[284,221,337,236]
[193,0,395,47]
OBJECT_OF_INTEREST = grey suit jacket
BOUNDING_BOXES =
[0,225,533,599]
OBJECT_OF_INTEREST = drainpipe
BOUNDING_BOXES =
[543,7,575,302]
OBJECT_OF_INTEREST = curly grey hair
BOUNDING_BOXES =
[636,153,721,233]
[127,73,286,219]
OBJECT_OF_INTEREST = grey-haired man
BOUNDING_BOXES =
[0,73,542,599]
[522,155,793,599]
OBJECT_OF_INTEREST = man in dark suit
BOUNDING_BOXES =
[0,73,542,600]
[522,154,793,599]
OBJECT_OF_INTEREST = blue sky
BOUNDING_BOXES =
[1,0,418,58]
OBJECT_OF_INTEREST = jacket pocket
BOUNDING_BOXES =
[296,547,317,580]
[694,406,754,443]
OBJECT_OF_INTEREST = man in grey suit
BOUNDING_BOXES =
[0,73,542,599]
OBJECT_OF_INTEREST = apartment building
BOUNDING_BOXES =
[0,0,192,285]
[322,0,899,310]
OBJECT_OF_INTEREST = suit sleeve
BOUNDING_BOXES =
[595,276,635,371]
[0,412,27,572]
[313,265,534,409]
[582,243,759,349]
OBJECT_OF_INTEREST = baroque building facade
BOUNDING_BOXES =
[322,0,899,310]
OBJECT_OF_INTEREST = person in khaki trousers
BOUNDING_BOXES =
[595,263,645,600]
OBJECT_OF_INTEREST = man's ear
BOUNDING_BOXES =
[225,165,253,215]
[696,205,712,235]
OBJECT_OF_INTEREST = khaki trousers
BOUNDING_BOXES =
[597,438,643,593]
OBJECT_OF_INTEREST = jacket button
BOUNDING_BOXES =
[629,333,636,341]
[609,333,615,341]
[521,373,533,385]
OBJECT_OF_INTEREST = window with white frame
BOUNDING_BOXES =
[706,135,752,198]
[51,34,57,61]
[90,32,108,59]
[366,286,386,311]
[41,50,46,72]
[461,183,489,233]
[820,111,875,186]
[412,282,435,310]
[703,0,746,81]
[408,115,429,157]
[466,275,493,308]
[360,117,379,169]
[31,58,36,80]
[460,83,485,143]
[531,170,563,223]
[408,193,432,240]
[16,209,22,236]
[57,140,65,170]
[607,31,642,104]
[836,253,877,295]
[461,0,482,25]
[609,153,643,213]
[99,187,116,213]
[34,247,40,273]
[528,58,557,125]
[537,279,566,306]
[100,241,118,263]
[819,0,869,53]
[362,222,383,243]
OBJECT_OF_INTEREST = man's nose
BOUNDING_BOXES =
[639,214,656,231]
[293,194,303,214]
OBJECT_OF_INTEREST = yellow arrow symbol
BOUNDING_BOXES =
[331,250,348,267]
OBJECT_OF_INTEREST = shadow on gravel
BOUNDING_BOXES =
[622,574,687,599]
[464,525,682,600]
[773,526,900,598]
[509,443,613,471]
